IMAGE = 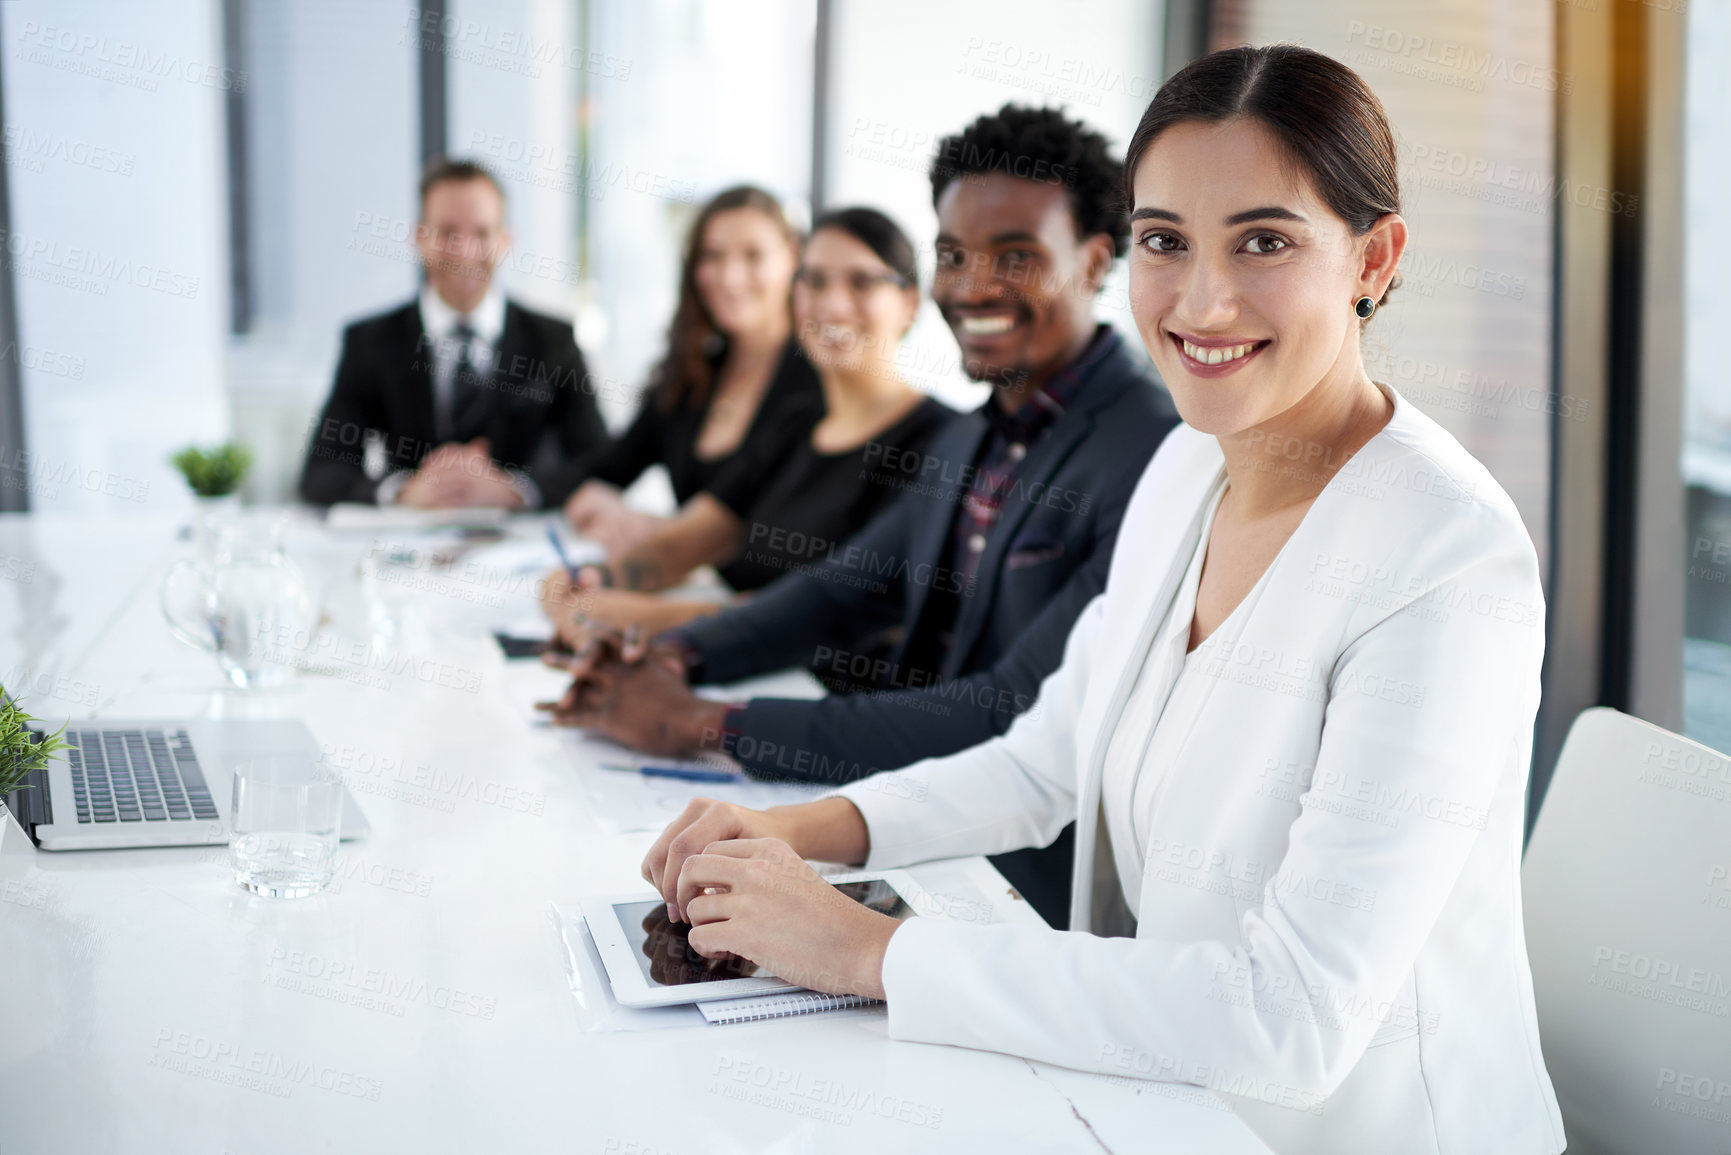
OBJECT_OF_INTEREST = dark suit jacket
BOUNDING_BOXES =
[299,298,607,507]
[671,329,1182,927]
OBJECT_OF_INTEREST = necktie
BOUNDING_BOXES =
[448,321,490,444]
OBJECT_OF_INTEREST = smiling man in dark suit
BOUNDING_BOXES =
[539,106,1182,927]
[299,159,607,509]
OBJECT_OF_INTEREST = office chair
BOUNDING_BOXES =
[1523,707,1731,1155]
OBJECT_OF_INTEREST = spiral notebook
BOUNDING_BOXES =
[696,991,882,1025]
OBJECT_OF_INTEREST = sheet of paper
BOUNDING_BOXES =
[463,532,603,578]
[324,503,512,531]
[560,735,832,833]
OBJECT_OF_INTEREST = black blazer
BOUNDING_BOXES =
[671,329,1182,927]
[299,299,607,506]
[542,338,823,509]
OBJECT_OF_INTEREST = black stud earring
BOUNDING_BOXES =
[1354,296,1377,319]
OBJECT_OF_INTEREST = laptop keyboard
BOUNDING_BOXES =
[65,729,219,824]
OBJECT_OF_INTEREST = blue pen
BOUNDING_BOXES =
[545,524,582,583]
[601,762,742,783]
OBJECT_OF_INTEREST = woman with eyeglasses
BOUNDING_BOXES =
[544,207,953,638]
[632,47,1564,1155]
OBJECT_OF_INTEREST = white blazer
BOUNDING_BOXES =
[835,388,1566,1155]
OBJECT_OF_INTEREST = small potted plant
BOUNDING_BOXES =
[170,442,254,502]
[171,442,254,559]
[0,685,67,849]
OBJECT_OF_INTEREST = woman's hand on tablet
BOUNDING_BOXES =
[642,798,781,920]
[642,797,872,920]
[674,838,901,999]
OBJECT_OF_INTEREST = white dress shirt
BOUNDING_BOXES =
[834,386,1565,1155]
[376,286,538,507]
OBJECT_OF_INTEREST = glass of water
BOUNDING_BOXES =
[229,757,341,898]
[162,518,316,690]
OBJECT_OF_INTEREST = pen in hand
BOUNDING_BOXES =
[545,524,582,584]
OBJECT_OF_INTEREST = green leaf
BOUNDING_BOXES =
[170,442,254,497]
[0,684,70,796]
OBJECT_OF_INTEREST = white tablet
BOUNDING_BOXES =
[582,870,921,1008]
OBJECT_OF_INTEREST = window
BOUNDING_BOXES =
[1680,0,1731,753]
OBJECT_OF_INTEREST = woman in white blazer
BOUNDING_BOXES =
[636,46,1565,1155]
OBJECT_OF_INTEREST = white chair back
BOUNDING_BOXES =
[1523,707,1731,1155]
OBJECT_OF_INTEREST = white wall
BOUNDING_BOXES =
[1215,0,1558,561]
[825,0,1164,409]
[228,0,419,503]
[242,0,419,347]
[3,0,232,515]
[446,0,581,322]
[581,0,816,427]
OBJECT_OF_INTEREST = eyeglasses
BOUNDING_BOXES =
[792,267,910,295]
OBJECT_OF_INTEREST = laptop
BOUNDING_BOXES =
[4,718,370,851]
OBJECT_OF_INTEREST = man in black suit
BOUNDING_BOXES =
[540,106,1182,928]
[299,159,607,508]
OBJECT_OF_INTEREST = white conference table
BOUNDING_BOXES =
[0,508,1273,1155]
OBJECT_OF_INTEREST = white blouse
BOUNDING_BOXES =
[1097,479,1219,913]
[1099,479,1294,916]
